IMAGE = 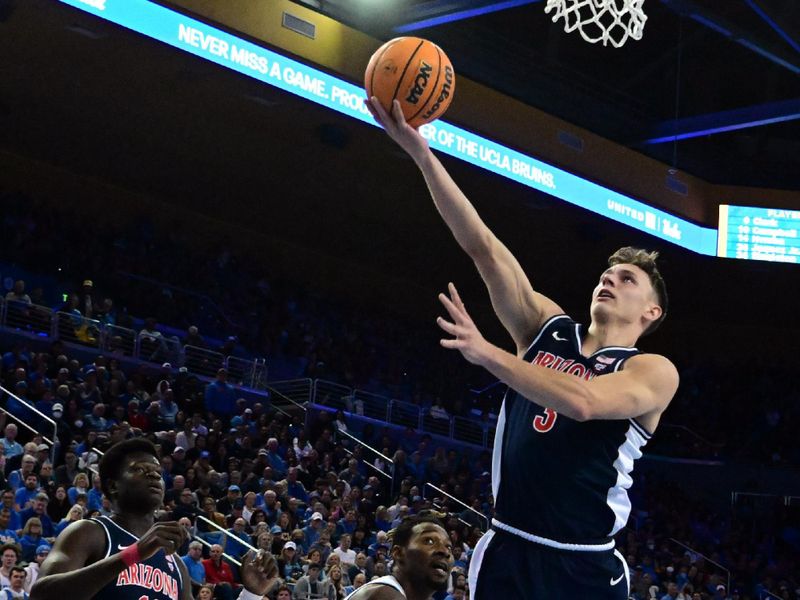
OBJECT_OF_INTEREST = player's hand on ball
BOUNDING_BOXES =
[241,549,279,596]
[437,282,491,366]
[366,98,429,160]
[136,522,187,560]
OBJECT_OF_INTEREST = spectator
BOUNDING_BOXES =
[0,565,27,600]
[87,474,104,512]
[332,534,356,567]
[5,281,31,305]
[184,325,206,348]
[202,544,237,600]
[277,541,303,583]
[14,475,40,512]
[326,564,346,600]
[292,562,329,600]
[222,518,250,559]
[347,552,368,585]
[18,518,47,563]
[0,544,20,589]
[53,451,80,488]
[54,505,84,536]
[0,427,23,460]
[67,473,90,505]
[204,369,237,418]
[18,493,54,538]
[22,545,48,593]
[180,541,206,588]
[8,454,38,493]
[0,511,18,547]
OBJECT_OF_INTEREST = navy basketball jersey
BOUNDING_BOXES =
[90,516,184,600]
[491,314,652,544]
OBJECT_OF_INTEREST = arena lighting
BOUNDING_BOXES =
[56,0,717,255]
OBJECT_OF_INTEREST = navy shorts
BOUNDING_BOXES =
[468,528,630,600]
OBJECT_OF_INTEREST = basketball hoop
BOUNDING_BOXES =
[545,0,647,48]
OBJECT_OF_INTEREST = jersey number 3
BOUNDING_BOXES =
[533,408,557,432]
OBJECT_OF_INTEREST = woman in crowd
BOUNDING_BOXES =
[55,504,84,536]
[19,518,47,562]
[46,487,70,523]
[66,472,89,505]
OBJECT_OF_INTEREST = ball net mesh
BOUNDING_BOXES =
[544,0,648,48]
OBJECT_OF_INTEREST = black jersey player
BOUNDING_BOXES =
[368,98,679,599]
[30,438,278,600]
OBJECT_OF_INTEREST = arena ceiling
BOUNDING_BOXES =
[302,0,800,190]
[0,0,798,355]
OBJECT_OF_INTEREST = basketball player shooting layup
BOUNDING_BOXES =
[367,98,679,599]
[30,438,278,600]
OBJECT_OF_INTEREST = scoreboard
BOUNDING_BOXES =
[718,205,800,263]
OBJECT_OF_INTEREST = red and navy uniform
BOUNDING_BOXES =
[469,315,652,600]
[90,516,184,600]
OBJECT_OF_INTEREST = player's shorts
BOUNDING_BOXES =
[468,526,630,600]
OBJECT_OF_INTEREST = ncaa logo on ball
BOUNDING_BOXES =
[406,61,433,105]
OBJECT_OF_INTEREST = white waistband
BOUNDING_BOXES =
[491,519,614,552]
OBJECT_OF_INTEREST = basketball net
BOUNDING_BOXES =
[544,0,647,48]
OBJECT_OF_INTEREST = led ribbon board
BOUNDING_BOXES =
[718,205,800,263]
[58,0,717,255]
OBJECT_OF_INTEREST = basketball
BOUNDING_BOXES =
[365,37,456,128]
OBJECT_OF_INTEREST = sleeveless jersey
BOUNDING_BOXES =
[344,575,405,599]
[491,314,652,545]
[90,516,184,600]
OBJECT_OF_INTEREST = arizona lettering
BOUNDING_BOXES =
[117,563,179,600]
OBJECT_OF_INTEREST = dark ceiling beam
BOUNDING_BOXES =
[660,0,800,75]
[642,97,800,144]
[393,0,542,33]
[743,0,800,54]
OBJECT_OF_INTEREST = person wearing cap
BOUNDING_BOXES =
[277,541,303,583]
[302,512,325,549]
[23,543,49,593]
[216,485,242,517]
[18,492,55,539]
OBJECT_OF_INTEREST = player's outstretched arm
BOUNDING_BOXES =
[368,98,562,351]
[31,520,188,600]
[437,284,678,422]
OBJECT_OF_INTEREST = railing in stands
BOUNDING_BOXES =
[334,427,395,497]
[667,538,730,596]
[0,299,268,390]
[267,379,313,407]
[0,384,57,465]
[423,482,489,532]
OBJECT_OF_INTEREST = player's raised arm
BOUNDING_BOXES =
[368,98,562,352]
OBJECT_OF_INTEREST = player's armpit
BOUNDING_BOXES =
[36,519,105,577]
[583,353,679,421]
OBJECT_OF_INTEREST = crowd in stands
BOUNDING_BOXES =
[0,339,795,600]
[2,192,799,468]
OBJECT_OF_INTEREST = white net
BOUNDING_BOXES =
[545,0,648,48]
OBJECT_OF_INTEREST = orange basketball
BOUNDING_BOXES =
[365,37,456,128]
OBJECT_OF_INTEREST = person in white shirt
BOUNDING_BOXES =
[23,546,49,593]
[333,534,357,567]
[1,566,27,600]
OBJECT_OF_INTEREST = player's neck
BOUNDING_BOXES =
[392,571,434,600]
[583,321,639,356]
[112,511,156,537]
